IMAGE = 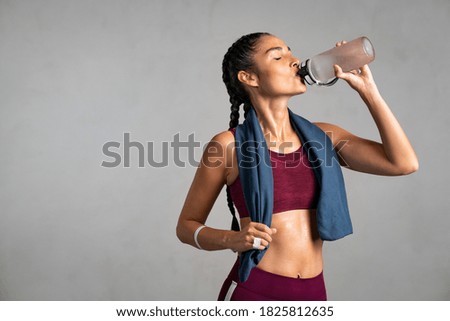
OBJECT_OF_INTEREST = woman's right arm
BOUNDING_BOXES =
[176,131,275,252]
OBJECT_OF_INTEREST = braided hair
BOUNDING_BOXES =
[222,32,271,231]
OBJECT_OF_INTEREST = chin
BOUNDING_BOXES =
[296,85,307,95]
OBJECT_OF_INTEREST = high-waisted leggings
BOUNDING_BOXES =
[218,258,327,301]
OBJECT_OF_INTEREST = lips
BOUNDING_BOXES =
[295,74,305,84]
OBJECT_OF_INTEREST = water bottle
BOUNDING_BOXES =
[298,36,375,86]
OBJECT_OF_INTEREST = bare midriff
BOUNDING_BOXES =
[226,131,322,279]
[240,209,323,279]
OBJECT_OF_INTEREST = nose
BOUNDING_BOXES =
[291,58,300,69]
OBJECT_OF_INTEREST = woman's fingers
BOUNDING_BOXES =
[242,222,277,250]
[244,235,268,250]
[253,222,277,235]
[359,64,372,77]
[333,64,347,78]
[253,237,269,250]
[334,64,362,80]
[228,222,278,252]
[251,223,277,243]
[331,40,376,92]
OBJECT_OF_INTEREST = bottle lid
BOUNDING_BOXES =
[298,59,338,86]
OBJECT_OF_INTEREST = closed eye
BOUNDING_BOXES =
[274,57,281,60]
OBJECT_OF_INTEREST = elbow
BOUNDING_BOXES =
[399,158,419,175]
[409,159,419,174]
[176,222,187,244]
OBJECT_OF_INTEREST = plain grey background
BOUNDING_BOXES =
[1,0,449,300]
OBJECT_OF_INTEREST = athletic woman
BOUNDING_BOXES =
[176,32,418,300]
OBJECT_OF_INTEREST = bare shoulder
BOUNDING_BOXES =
[210,129,235,147]
[203,129,236,170]
[314,121,342,133]
[313,122,353,146]
[207,130,235,158]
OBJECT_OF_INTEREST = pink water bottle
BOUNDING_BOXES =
[298,36,375,86]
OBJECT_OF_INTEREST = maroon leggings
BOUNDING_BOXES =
[218,258,327,301]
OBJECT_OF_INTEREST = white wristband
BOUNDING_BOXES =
[194,225,206,250]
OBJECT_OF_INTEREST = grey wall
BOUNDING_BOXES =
[0,0,449,300]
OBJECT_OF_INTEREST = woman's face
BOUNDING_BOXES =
[248,35,306,98]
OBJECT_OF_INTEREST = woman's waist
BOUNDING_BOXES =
[257,234,323,278]
[241,209,324,278]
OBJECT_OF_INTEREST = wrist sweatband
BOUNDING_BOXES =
[194,225,206,250]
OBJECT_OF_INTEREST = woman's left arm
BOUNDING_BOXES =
[315,62,419,176]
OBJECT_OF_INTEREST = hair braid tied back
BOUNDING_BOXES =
[222,32,270,129]
[222,32,271,231]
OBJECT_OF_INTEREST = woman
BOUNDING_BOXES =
[176,32,418,300]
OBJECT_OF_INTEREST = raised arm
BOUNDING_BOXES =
[314,46,418,176]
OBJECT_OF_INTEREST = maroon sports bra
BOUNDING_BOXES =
[228,127,319,218]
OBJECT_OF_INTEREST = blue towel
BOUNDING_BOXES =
[234,107,353,282]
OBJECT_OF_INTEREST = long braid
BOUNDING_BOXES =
[228,96,242,129]
[243,101,252,120]
[221,32,270,231]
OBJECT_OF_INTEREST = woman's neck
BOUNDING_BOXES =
[251,96,294,143]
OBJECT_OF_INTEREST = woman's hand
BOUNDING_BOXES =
[333,40,378,95]
[314,41,419,176]
[227,222,277,253]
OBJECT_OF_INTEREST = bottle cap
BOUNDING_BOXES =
[298,59,338,86]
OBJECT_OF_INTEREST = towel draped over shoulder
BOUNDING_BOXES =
[232,107,353,282]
